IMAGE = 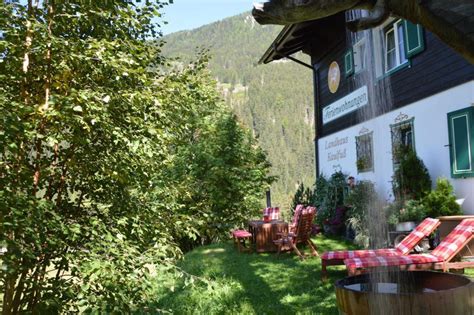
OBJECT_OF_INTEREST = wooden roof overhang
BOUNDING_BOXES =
[258,13,346,65]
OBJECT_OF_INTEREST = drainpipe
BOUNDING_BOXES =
[282,53,320,180]
[313,65,321,179]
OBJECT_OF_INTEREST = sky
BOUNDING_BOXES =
[160,0,255,35]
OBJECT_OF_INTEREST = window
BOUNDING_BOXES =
[345,31,365,76]
[353,36,366,73]
[371,19,424,77]
[390,118,415,167]
[356,132,374,173]
[384,20,407,73]
[447,107,474,178]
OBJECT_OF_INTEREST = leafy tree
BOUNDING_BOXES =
[161,13,316,210]
[0,1,272,312]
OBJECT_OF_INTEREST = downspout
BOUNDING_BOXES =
[313,65,320,179]
[283,53,320,180]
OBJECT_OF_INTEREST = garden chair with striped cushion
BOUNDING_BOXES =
[344,219,474,275]
[274,206,318,259]
[289,204,304,233]
[321,218,440,278]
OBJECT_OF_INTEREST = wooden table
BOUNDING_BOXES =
[248,220,288,253]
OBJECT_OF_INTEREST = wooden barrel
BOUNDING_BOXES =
[335,271,474,315]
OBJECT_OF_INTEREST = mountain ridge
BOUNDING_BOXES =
[161,12,315,210]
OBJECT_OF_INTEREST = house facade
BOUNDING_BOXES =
[259,12,474,214]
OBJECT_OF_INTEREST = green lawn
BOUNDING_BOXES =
[158,235,358,314]
[158,236,474,314]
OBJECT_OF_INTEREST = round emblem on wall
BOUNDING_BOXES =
[328,61,340,94]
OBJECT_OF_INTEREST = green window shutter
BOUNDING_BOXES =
[447,107,474,178]
[403,20,425,58]
[344,48,354,77]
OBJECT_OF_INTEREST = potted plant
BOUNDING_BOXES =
[345,180,376,247]
[387,199,427,231]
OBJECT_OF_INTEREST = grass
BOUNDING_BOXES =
[158,236,474,314]
[158,235,359,314]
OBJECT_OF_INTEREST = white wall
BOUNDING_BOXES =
[318,81,474,214]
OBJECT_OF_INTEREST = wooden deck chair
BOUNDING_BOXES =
[321,218,440,278]
[344,219,474,275]
[274,206,319,259]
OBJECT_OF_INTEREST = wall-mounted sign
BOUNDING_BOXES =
[328,61,340,94]
[322,85,368,124]
[325,136,348,162]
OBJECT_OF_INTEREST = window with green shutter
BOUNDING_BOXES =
[372,19,425,78]
[447,107,474,178]
[403,20,425,57]
[344,48,354,77]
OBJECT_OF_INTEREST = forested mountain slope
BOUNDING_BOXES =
[161,12,315,210]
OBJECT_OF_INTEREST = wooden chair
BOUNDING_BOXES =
[274,206,319,259]
[344,219,474,275]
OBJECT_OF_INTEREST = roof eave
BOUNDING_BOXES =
[258,24,297,65]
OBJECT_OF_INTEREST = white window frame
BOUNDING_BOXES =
[383,19,407,73]
[353,36,366,73]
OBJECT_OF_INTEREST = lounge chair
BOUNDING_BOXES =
[344,218,474,275]
[274,206,318,259]
[321,217,440,278]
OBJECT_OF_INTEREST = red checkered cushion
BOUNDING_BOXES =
[322,248,399,260]
[395,217,440,254]
[322,218,439,261]
[303,206,316,215]
[232,230,252,238]
[263,207,280,220]
[345,254,441,272]
[430,218,474,260]
[291,204,305,228]
[344,219,474,272]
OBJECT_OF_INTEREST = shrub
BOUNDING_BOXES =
[422,178,462,218]
[387,199,427,225]
[312,172,347,227]
[345,181,376,248]
[291,182,314,212]
[392,150,431,201]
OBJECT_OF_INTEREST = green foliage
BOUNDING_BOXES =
[392,150,432,200]
[312,172,347,227]
[170,113,274,250]
[422,178,462,218]
[290,182,314,211]
[345,181,376,247]
[386,199,427,226]
[161,13,315,210]
[0,1,273,312]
